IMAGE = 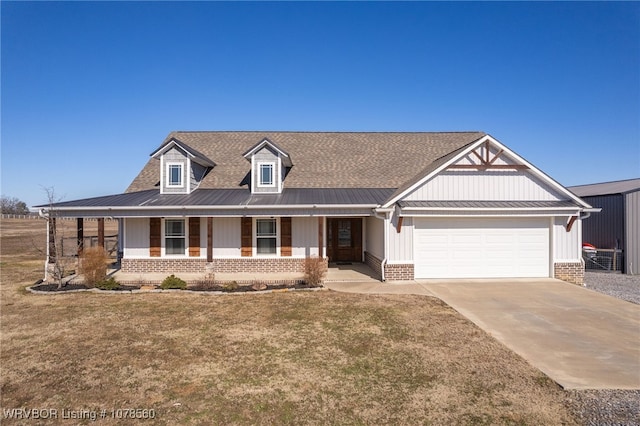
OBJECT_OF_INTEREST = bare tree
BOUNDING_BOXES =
[39,187,76,288]
[1,196,29,215]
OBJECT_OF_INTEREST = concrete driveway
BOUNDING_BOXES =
[419,279,640,390]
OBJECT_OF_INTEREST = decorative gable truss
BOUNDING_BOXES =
[150,138,216,195]
[383,135,595,228]
[242,138,293,194]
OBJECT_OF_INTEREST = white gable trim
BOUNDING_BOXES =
[382,135,592,209]
[151,138,215,167]
[243,138,293,167]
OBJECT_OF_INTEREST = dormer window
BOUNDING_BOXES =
[258,163,275,187]
[243,138,293,194]
[150,137,216,195]
[167,163,184,187]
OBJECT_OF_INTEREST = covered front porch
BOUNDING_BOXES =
[108,261,380,286]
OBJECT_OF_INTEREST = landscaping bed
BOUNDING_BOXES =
[28,280,322,293]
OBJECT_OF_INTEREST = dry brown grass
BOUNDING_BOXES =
[0,218,579,425]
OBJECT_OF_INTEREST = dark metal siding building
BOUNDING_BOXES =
[569,179,640,274]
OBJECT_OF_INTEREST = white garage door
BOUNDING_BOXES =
[414,218,550,279]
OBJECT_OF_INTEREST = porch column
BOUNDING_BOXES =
[76,218,84,256]
[318,216,324,258]
[207,217,213,262]
[97,218,105,248]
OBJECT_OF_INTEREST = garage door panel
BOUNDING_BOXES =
[414,218,549,279]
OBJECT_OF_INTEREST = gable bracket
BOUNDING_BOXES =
[448,140,527,170]
[566,215,577,232]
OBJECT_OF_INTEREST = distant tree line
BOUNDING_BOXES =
[1,196,30,215]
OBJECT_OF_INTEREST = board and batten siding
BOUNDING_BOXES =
[552,217,581,261]
[292,217,320,257]
[387,214,413,263]
[626,190,640,274]
[365,216,384,259]
[123,218,150,258]
[212,217,242,257]
[404,171,566,201]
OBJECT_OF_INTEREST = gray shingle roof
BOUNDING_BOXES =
[126,131,486,193]
[568,178,640,197]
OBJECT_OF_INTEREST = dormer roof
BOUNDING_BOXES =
[150,137,216,168]
[242,137,293,167]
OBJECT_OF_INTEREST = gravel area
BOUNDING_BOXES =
[566,390,640,426]
[569,273,640,425]
[584,272,640,304]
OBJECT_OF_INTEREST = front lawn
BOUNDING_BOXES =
[0,218,576,424]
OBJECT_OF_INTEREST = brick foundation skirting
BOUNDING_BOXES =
[384,263,414,281]
[122,258,209,274]
[554,261,585,286]
[122,257,328,275]
[364,251,384,281]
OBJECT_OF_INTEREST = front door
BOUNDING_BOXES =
[327,218,362,262]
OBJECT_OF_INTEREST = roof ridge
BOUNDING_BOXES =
[169,130,486,135]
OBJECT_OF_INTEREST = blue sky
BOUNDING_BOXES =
[2,1,639,208]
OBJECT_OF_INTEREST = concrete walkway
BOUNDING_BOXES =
[326,278,640,390]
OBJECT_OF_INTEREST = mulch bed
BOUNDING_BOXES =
[30,282,322,293]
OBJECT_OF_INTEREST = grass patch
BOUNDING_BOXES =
[0,218,580,424]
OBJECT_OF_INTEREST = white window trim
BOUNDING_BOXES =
[253,217,280,257]
[166,162,185,188]
[257,162,276,188]
[163,218,188,257]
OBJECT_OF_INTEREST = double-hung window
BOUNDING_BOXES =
[256,219,277,255]
[165,219,186,255]
[258,163,274,187]
[167,163,183,187]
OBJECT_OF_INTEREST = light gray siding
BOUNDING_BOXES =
[162,147,189,194]
[191,162,208,190]
[388,213,413,262]
[212,217,241,257]
[625,190,640,274]
[123,218,149,258]
[405,171,566,201]
[553,217,581,261]
[292,217,319,257]
[365,216,384,259]
[253,147,281,193]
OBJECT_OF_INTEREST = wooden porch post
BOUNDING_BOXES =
[77,218,84,256]
[97,218,105,248]
[318,216,324,258]
[207,217,213,262]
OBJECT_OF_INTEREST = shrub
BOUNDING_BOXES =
[79,246,109,287]
[223,281,239,291]
[304,256,326,286]
[97,277,121,290]
[161,274,187,290]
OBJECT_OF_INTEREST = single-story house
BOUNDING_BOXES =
[39,131,597,284]
[568,178,640,274]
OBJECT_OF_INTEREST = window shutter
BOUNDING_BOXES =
[149,218,161,257]
[281,217,292,256]
[189,217,200,257]
[241,217,252,257]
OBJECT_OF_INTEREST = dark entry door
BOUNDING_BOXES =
[327,218,362,262]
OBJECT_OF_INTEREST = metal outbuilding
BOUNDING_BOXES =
[569,178,640,274]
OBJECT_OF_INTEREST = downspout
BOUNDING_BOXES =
[38,208,49,281]
[373,209,389,282]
